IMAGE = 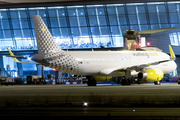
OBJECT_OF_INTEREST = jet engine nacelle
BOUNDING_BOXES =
[138,69,164,81]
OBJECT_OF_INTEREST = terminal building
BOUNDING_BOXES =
[0,0,179,79]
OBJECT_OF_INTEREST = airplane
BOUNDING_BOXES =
[7,15,177,86]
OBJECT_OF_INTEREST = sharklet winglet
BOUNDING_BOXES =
[169,45,176,60]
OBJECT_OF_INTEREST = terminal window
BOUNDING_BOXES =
[169,32,179,46]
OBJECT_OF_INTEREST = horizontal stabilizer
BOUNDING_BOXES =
[8,48,39,64]
[6,55,27,59]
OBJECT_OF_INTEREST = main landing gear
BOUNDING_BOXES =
[121,78,131,86]
[121,70,132,86]
[87,76,97,86]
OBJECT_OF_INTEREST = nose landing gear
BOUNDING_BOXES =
[154,81,161,85]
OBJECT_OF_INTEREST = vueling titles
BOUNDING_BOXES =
[148,53,159,56]
[132,52,159,57]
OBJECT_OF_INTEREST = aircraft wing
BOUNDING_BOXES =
[100,61,167,75]
[7,48,39,64]
[100,66,125,75]
[100,45,175,75]
[100,62,158,75]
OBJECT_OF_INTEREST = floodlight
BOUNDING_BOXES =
[27,57,31,61]
[83,102,88,106]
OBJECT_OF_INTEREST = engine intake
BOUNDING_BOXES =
[138,72,147,80]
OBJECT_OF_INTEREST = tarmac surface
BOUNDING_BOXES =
[1,83,180,97]
[1,83,180,119]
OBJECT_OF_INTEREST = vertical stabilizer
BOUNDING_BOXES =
[32,15,61,54]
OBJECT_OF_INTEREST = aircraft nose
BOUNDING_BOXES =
[171,61,177,72]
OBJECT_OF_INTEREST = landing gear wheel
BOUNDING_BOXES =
[178,80,180,84]
[154,81,161,85]
[127,79,131,85]
[87,80,92,86]
[137,79,141,84]
[92,80,97,86]
[121,78,131,86]
[87,76,94,86]
[121,78,126,86]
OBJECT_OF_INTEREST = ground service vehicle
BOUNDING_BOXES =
[0,77,14,86]
[27,76,46,84]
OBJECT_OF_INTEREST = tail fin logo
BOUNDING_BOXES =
[42,28,45,32]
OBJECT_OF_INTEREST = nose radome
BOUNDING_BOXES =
[171,61,177,72]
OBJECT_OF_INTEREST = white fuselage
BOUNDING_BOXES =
[45,50,177,77]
